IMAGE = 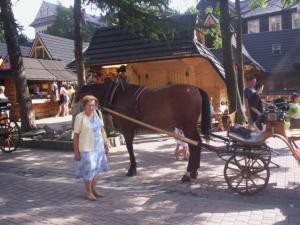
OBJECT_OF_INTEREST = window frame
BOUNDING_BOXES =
[292,12,300,29]
[272,43,282,54]
[269,15,282,32]
[247,19,260,34]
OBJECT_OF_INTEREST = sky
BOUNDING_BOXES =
[12,0,199,39]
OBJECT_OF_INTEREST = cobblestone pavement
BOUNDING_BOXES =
[0,133,300,225]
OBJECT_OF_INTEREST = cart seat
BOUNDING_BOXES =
[228,131,265,146]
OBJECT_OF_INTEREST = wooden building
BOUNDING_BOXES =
[0,57,77,119]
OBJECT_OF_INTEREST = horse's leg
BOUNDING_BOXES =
[123,129,137,177]
[181,126,201,182]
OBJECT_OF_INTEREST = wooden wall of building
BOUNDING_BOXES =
[126,57,227,111]
[3,79,59,120]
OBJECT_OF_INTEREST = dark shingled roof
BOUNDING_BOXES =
[83,25,225,79]
[0,42,31,57]
[21,58,77,81]
[34,33,89,64]
[0,57,77,81]
[243,29,300,73]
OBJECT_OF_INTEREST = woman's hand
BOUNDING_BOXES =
[74,152,81,161]
[104,142,111,154]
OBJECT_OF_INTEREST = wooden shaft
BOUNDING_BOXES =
[103,107,199,146]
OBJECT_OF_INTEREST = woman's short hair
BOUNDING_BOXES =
[82,95,98,107]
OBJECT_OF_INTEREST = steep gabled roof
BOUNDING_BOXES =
[44,1,58,14]
[0,42,31,57]
[30,0,103,27]
[30,33,89,64]
[243,29,300,73]
[82,25,226,79]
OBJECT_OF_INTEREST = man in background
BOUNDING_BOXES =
[244,75,257,128]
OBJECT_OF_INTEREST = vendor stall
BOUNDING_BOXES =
[0,57,77,119]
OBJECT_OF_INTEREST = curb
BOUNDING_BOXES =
[20,139,73,151]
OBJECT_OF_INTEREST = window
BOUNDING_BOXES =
[292,12,300,29]
[269,15,282,31]
[248,19,260,34]
[272,44,281,54]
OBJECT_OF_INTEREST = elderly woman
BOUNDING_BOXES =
[73,95,110,201]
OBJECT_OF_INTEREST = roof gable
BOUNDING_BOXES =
[34,1,57,20]
[29,33,89,64]
[31,1,103,27]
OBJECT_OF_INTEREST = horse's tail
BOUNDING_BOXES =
[197,88,211,135]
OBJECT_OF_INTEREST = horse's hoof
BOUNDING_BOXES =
[126,168,137,177]
[181,174,191,183]
[190,171,198,179]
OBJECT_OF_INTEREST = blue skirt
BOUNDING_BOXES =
[75,115,108,180]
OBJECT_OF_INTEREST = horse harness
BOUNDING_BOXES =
[104,79,147,117]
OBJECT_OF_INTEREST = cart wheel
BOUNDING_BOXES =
[0,118,21,153]
[224,153,270,195]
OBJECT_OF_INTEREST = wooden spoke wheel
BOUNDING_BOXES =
[0,118,21,153]
[224,153,270,195]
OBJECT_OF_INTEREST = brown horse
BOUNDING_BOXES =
[74,81,211,181]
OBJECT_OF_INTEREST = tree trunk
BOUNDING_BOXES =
[74,0,86,88]
[235,0,245,103]
[0,0,35,131]
[219,0,244,122]
[234,0,246,124]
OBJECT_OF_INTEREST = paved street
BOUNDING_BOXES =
[0,133,300,225]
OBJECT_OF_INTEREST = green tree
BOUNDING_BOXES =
[46,5,98,42]
[0,0,36,131]
[18,33,31,46]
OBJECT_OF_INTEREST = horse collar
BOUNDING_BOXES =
[105,80,120,107]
